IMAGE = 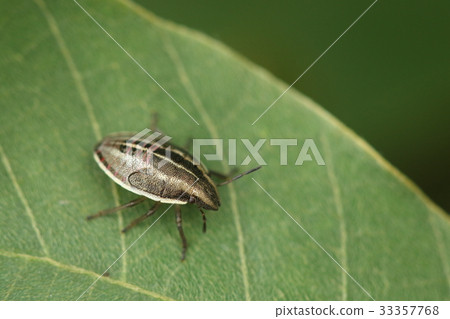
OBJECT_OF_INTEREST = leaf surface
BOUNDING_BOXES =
[0,0,449,300]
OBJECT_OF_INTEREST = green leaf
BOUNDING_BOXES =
[1,0,449,300]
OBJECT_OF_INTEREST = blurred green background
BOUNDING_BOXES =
[135,0,450,212]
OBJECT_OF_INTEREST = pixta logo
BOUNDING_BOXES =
[192,138,325,166]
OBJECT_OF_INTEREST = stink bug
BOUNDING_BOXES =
[87,118,260,260]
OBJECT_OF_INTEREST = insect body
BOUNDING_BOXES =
[88,130,260,260]
[93,132,220,210]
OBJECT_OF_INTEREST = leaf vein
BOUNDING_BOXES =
[428,214,450,290]
[0,144,49,257]
[35,0,127,280]
[45,271,59,300]
[322,135,348,300]
[3,261,28,300]
[0,250,174,301]
[162,35,251,300]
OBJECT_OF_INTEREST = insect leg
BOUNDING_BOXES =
[200,209,207,233]
[121,202,161,233]
[87,197,146,220]
[175,205,188,261]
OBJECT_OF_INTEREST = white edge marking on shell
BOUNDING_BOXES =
[93,152,187,205]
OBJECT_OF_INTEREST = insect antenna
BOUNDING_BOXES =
[217,166,261,186]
